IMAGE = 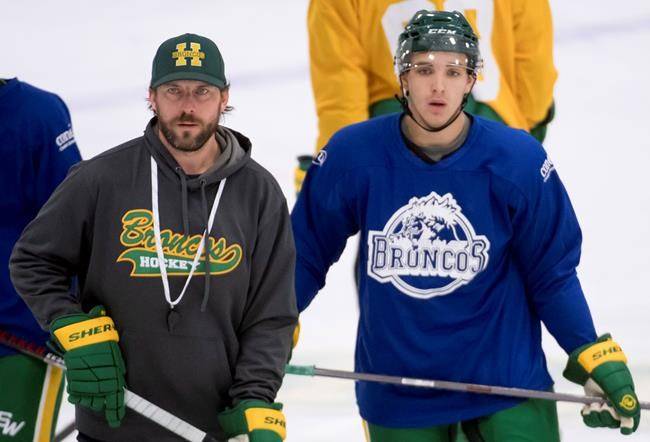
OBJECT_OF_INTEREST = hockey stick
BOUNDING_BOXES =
[286,364,650,410]
[0,330,221,442]
[53,421,76,442]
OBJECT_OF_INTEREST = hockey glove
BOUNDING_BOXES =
[50,305,126,428]
[294,155,313,196]
[563,334,640,435]
[218,400,286,441]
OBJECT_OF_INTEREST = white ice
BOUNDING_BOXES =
[2,0,649,440]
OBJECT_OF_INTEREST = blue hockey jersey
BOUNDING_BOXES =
[292,113,597,427]
[0,78,81,356]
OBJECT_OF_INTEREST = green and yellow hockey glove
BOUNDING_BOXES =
[563,334,640,435]
[294,155,313,196]
[50,305,126,428]
[218,400,286,441]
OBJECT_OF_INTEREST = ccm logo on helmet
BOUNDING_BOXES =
[68,324,114,342]
[427,28,459,35]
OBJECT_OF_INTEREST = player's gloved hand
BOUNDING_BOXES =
[563,333,640,435]
[50,305,126,428]
[294,155,313,196]
[219,400,286,441]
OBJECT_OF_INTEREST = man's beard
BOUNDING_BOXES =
[159,111,220,152]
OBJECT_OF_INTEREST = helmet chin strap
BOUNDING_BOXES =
[398,76,477,133]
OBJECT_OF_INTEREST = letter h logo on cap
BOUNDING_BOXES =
[173,42,205,67]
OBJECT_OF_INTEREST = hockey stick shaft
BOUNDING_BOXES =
[0,330,219,442]
[53,421,76,442]
[286,364,650,410]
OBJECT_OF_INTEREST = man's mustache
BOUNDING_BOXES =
[177,113,199,123]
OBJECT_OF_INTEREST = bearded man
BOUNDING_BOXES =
[10,33,297,442]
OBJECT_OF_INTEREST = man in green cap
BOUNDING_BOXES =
[10,33,297,441]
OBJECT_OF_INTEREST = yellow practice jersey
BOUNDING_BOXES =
[309,0,558,150]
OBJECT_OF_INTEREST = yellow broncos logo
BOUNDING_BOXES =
[116,209,242,277]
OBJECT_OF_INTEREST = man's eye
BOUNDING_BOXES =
[167,87,179,94]
[416,67,432,75]
[196,88,209,96]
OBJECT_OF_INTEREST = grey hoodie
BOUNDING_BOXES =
[10,119,298,441]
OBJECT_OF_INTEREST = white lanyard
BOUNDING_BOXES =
[150,157,226,309]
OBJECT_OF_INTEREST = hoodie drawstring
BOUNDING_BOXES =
[200,180,211,312]
[177,167,190,235]
[150,157,227,320]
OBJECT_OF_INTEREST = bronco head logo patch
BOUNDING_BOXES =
[367,191,490,299]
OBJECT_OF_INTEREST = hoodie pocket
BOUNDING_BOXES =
[119,328,233,434]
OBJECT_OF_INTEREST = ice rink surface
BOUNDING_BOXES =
[2,0,649,440]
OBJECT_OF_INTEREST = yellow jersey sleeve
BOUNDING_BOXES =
[309,0,371,151]
[512,0,557,129]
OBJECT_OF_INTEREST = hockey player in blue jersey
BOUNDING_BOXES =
[292,10,641,441]
[0,78,81,441]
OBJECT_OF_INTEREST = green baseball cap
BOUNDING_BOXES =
[150,33,227,89]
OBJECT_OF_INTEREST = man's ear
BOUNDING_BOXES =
[464,74,475,94]
[220,88,230,112]
[401,75,410,97]
[148,88,157,114]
